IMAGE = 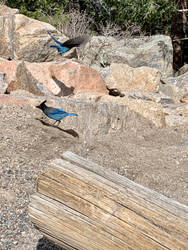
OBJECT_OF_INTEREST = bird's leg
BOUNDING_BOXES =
[57,120,61,127]
[53,120,61,126]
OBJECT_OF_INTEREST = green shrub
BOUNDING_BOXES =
[5,0,68,19]
[79,0,178,34]
[5,0,178,35]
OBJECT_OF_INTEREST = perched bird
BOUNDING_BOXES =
[36,100,78,126]
[48,32,89,54]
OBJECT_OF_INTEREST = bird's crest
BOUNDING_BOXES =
[41,100,47,105]
[36,100,47,109]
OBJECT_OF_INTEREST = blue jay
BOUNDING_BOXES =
[36,100,78,126]
[48,32,89,54]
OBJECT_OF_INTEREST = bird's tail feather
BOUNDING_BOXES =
[68,112,78,116]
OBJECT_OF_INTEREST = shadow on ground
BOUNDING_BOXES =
[36,118,79,138]
[36,237,65,250]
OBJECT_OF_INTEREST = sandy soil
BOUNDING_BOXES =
[0,103,188,249]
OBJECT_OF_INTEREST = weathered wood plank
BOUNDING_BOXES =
[62,151,188,216]
[28,152,188,250]
[29,194,132,250]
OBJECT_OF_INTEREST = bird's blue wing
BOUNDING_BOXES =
[49,108,67,115]
[45,108,69,121]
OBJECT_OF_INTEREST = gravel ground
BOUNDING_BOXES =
[0,103,188,249]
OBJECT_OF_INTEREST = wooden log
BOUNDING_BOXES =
[28,151,188,250]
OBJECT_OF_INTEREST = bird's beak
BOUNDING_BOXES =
[36,104,40,109]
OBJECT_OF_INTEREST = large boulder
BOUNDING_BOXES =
[75,91,188,127]
[13,14,68,62]
[83,35,173,78]
[7,61,44,96]
[48,60,108,95]
[159,72,188,102]
[0,5,73,62]
[106,63,161,93]
[74,92,166,128]
[0,58,108,96]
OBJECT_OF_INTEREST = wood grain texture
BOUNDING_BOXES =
[28,151,188,250]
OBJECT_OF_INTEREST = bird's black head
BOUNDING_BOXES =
[36,100,47,110]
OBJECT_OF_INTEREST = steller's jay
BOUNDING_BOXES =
[48,32,89,54]
[36,100,78,126]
